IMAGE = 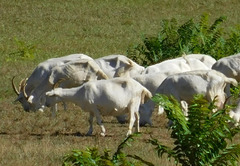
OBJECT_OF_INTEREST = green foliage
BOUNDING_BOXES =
[150,94,240,166]
[7,38,36,62]
[128,13,240,66]
[62,133,153,166]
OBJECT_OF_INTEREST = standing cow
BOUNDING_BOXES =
[139,70,238,126]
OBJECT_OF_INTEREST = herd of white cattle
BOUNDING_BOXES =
[11,53,240,136]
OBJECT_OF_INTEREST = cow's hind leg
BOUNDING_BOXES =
[94,110,106,136]
[86,113,94,136]
[127,99,140,136]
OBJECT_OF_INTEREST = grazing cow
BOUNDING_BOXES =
[212,53,240,82]
[139,70,238,126]
[212,53,240,98]
[27,59,108,116]
[143,57,209,74]
[118,56,210,124]
[12,54,92,112]
[133,54,215,93]
[46,77,152,136]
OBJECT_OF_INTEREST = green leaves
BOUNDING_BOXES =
[127,13,240,66]
[151,94,240,166]
[63,148,101,166]
[62,133,152,166]
[152,94,189,134]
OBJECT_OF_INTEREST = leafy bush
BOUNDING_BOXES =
[150,94,240,166]
[127,13,240,66]
[62,133,153,166]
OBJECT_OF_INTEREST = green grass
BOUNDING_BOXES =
[1,0,240,165]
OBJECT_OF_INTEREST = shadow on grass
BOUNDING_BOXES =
[0,131,115,138]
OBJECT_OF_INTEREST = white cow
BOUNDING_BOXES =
[211,53,240,98]
[178,54,216,68]
[95,54,146,124]
[12,54,92,112]
[139,70,238,126]
[212,53,240,82]
[133,54,215,94]
[143,57,209,74]
[118,56,211,124]
[95,54,145,78]
[211,53,240,125]
[134,54,215,93]
[46,77,152,136]
[132,71,178,94]
[27,59,109,116]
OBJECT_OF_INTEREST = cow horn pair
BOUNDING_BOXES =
[12,76,29,99]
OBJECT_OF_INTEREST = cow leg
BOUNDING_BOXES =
[86,113,94,136]
[134,111,140,133]
[180,100,189,117]
[127,110,135,136]
[94,110,106,137]
[51,104,57,118]
[127,101,140,136]
[63,102,67,111]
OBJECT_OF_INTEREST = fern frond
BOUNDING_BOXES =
[209,16,226,32]
[199,13,209,33]
[211,144,240,166]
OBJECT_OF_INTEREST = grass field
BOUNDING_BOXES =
[1,0,240,165]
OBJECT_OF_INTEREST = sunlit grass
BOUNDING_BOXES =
[1,0,240,165]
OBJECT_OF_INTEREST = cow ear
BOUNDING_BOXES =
[48,75,55,85]
[28,96,34,103]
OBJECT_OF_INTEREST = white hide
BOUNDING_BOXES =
[132,71,178,94]
[178,54,216,68]
[95,54,145,78]
[46,77,152,136]
[143,57,209,74]
[139,70,238,126]
[12,54,92,112]
[211,53,240,125]
[212,53,240,82]
[27,59,108,116]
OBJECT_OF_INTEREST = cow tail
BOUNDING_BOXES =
[141,88,152,104]
[225,77,238,86]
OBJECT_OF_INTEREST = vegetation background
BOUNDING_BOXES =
[1,0,240,165]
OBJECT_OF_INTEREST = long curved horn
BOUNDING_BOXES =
[20,78,28,99]
[12,76,20,95]
[23,82,28,99]
[19,79,26,91]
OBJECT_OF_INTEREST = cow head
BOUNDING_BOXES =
[139,103,153,126]
[12,76,34,111]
